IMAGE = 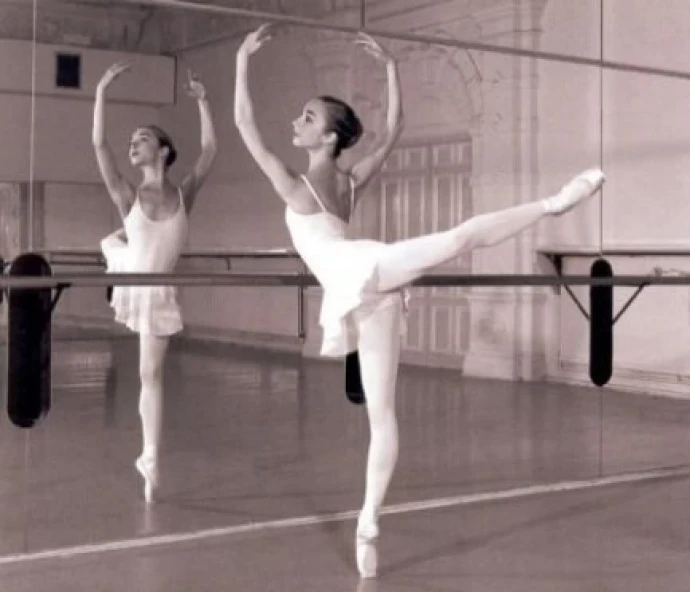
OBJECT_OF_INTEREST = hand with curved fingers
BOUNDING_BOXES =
[185,69,207,101]
[97,62,131,92]
[355,32,395,65]
[238,24,274,58]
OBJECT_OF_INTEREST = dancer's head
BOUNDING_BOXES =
[292,96,363,159]
[129,125,177,170]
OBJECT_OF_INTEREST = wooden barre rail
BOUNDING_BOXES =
[0,272,683,289]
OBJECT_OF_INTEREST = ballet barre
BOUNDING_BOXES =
[38,248,308,337]
[2,271,689,289]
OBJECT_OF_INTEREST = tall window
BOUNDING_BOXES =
[369,136,473,358]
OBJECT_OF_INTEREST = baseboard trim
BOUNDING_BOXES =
[552,360,690,400]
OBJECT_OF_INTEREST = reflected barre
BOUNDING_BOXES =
[39,248,301,269]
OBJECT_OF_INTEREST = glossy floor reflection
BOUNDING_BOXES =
[2,477,690,591]
[0,329,689,590]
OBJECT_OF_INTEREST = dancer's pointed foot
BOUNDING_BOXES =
[356,514,379,578]
[135,455,159,504]
[543,168,606,216]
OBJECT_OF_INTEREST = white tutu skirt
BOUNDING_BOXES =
[109,285,182,336]
[101,234,183,337]
[314,240,409,357]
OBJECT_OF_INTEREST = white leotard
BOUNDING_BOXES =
[102,188,188,336]
[285,175,406,356]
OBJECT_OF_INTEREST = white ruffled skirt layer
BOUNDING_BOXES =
[101,234,182,337]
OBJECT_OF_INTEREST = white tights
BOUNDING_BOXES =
[374,200,547,292]
[373,171,603,292]
[138,334,169,465]
[354,299,403,527]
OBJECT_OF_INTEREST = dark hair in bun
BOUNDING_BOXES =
[144,125,177,169]
[319,95,363,158]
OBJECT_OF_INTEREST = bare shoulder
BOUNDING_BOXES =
[281,174,319,213]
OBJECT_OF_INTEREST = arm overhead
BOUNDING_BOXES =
[349,33,404,192]
[233,24,299,202]
[92,62,135,217]
[180,69,218,213]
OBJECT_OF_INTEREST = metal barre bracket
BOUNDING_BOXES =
[540,252,651,325]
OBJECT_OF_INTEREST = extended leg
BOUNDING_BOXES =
[375,169,605,292]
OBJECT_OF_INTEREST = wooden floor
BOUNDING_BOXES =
[1,329,689,590]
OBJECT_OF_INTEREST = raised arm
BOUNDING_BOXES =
[234,25,298,200]
[180,70,218,213]
[92,62,134,217]
[350,34,403,191]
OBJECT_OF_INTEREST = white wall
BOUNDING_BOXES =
[0,40,172,183]
[539,0,690,393]
[540,0,690,246]
[0,40,175,102]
